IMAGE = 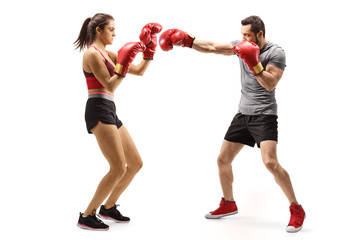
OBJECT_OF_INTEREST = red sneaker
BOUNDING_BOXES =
[286,204,306,233]
[205,197,238,219]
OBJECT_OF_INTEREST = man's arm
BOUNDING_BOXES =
[232,41,285,91]
[192,40,234,56]
[159,28,234,56]
[255,64,284,91]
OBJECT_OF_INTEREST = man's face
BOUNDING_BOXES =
[241,24,259,44]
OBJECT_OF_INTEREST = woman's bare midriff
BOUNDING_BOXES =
[88,88,114,96]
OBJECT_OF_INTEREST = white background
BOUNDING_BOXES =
[1,0,359,239]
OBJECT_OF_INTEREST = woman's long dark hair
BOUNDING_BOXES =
[73,13,114,51]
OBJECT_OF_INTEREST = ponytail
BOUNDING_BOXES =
[73,13,114,51]
[73,17,91,51]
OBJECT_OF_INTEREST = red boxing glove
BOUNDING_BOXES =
[139,23,163,60]
[233,41,264,75]
[115,42,146,77]
[159,29,195,51]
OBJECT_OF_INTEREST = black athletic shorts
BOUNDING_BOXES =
[224,113,278,148]
[85,94,123,134]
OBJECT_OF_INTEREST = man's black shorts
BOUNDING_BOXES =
[224,113,278,148]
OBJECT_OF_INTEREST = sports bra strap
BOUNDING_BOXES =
[89,45,111,60]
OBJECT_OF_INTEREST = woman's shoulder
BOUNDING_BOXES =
[83,47,104,64]
[84,47,100,58]
[83,48,106,72]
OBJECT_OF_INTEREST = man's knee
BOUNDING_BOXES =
[217,140,243,167]
[217,155,232,167]
[263,157,280,173]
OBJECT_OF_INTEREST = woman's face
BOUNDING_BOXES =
[98,20,116,45]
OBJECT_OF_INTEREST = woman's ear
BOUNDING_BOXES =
[96,26,102,35]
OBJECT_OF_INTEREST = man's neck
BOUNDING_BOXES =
[259,39,268,49]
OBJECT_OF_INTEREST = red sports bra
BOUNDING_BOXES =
[83,46,115,90]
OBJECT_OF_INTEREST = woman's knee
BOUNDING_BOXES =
[110,162,127,179]
[128,158,143,173]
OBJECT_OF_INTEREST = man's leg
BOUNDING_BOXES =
[260,140,298,204]
[217,140,245,201]
[205,140,245,219]
[260,140,305,233]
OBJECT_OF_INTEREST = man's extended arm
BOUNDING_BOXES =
[159,28,234,56]
[192,40,234,56]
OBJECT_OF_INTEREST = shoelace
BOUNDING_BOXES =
[114,204,125,218]
[92,214,106,224]
[105,204,124,218]
[219,199,233,207]
[89,210,105,224]
[288,209,302,226]
[213,200,227,211]
[105,204,120,212]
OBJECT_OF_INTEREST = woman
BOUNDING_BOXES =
[73,13,162,231]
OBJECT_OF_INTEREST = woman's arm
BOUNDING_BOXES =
[128,60,151,76]
[84,50,124,92]
[109,50,151,76]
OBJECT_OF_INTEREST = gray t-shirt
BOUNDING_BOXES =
[231,40,286,116]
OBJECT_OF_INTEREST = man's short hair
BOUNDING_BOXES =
[241,15,266,37]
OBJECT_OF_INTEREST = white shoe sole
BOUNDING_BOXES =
[98,214,130,223]
[205,210,238,219]
[286,225,303,233]
[286,214,306,233]
[77,223,109,231]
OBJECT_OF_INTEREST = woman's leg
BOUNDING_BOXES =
[83,122,127,217]
[103,125,143,208]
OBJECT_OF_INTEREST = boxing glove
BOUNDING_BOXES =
[115,42,146,77]
[159,29,195,51]
[233,41,264,75]
[139,23,163,60]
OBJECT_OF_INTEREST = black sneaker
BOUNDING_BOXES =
[77,212,109,231]
[98,204,130,223]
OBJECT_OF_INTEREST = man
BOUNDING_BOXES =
[159,15,305,233]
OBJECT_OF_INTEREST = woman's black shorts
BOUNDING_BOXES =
[224,113,278,148]
[85,94,123,134]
